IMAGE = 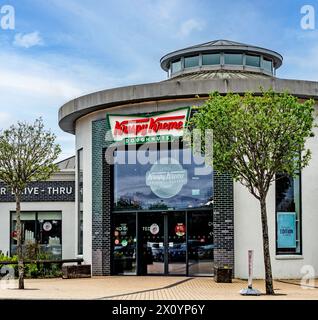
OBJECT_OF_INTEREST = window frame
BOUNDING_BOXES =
[245,54,261,68]
[262,57,273,73]
[10,210,63,258]
[171,59,182,73]
[184,55,200,69]
[275,172,302,256]
[202,53,221,66]
[77,148,84,256]
[224,53,243,65]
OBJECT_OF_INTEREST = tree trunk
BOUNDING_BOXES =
[15,193,24,289]
[260,195,274,295]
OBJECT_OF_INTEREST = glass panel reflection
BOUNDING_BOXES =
[140,213,165,274]
[262,58,272,72]
[184,56,199,68]
[246,55,260,67]
[224,53,243,65]
[112,212,137,274]
[171,60,181,73]
[113,148,213,211]
[188,211,214,275]
[168,212,186,274]
[112,210,214,275]
[202,54,220,65]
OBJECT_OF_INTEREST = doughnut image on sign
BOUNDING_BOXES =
[175,223,185,237]
[150,223,159,235]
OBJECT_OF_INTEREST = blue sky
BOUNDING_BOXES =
[0,0,317,160]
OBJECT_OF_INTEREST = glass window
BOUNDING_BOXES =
[276,174,301,254]
[37,212,62,259]
[184,56,199,68]
[171,60,181,73]
[246,55,260,67]
[11,212,36,256]
[112,212,136,275]
[224,53,243,65]
[188,211,214,275]
[11,211,62,259]
[77,149,83,255]
[202,54,220,65]
[113,147,213,211]
[262,58,273,72]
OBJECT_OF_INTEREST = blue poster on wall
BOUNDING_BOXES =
[277,212,296,248]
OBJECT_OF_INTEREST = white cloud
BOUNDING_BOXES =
[0,48,146,160]
[0,68,82,98]
[0,51,125,101]
[177,18,205,38]
[13,31,43,48]
[281,45,318,81]
[148,0,181,22]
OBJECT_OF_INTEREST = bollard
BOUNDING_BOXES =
[239,250,261,296]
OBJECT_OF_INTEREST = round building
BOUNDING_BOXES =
[59,40,318,279]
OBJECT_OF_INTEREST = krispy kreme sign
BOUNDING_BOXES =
[107,107,190,144]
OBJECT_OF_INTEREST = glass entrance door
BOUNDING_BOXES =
[139,212,165,275]
[168,212,187,274]
[138,212,187,275]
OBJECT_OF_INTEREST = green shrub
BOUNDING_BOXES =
[0,251,18,277]
[26,264,39,278]
[0,249,62,279]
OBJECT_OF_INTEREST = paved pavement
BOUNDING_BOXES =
[0,277,317,300]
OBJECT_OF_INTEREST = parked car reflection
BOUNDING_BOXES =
[147,242,164,262]
[168,243,186,262]
[197,244,214,259]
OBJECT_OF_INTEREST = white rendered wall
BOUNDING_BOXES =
[235,114,318,279]
[75,115,92,264]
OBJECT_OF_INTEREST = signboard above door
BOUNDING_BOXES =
[107,107,190,144]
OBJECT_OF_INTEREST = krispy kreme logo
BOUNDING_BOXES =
[115,115,184,135]
[108,108,190,143]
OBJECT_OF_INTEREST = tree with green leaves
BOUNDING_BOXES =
[0,119,61,289]
[190,90,315,295]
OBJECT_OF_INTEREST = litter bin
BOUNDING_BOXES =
[214,265,232,283]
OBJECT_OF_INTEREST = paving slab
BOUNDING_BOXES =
[0,277,317,300]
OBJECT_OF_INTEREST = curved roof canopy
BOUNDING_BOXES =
[160,39,283,72]
[59,40,318,135]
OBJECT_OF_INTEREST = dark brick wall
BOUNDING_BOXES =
[0,181,75,202]
[102,156,112,275]
[92,118,235,276]
[92,119,112,276]
[213,172,234,271]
